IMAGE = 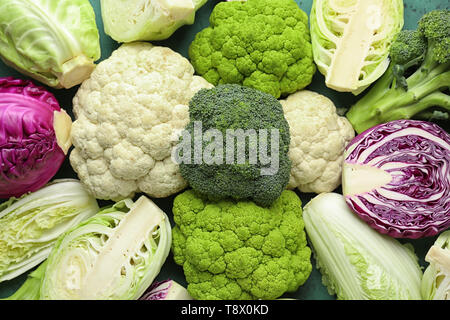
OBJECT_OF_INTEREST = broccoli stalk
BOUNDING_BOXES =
[346,10,450,134]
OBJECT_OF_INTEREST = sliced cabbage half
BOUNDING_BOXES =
[100,0,209,42]
[310,0,404,94]
[421,231,450,300]
[0,0,101,89]
[0,179,99,282]
[40,196,172,300]
[303,193,423,300]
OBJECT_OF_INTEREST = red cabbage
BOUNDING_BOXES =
[342,120,450,239]
[140,280,192,300]
[0,77,72,198]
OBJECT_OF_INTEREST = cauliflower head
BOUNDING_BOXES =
[281,90,355,193]
[70,42,213,200]
[188,0,316,99]
[172,189,312,300]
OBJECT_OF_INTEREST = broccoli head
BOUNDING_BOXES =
[390,30,427,88]
[346,9,450,134]
[418,9,450,63]
[390,30,427,66]
[188,0,316,99]
[177,84,291,207]
[171,189,312,300]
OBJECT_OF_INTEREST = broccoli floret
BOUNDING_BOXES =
[346,9,450,134]
[171,190,312,300]
[390,30,427,89]
[178,84,291,207]
[188,0,316,99]
[418,9,450,63]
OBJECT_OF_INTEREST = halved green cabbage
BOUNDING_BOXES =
[303,193,423,300]
[0,180,99,282]
[40,196,172,300]
[421,231,450,300]
[100,0,208,42]
[310,0,404,94]
[0,0,101,88]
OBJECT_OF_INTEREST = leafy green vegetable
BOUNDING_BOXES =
[421,231,450,300]
[346,9,450,133]
[101,0,208,42]
[310,0,404,94]
[0,0,100,88]
[303,193,423,300]
[39,196,171,300]
[188,0,316,98]
[0,180,99,283]
[171,190,312,300]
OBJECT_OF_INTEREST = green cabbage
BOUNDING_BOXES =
[310,0,404,95]
[39,196,172,300]
[0,180,99,282]
[421,231,450,300]
[100,0,208,42]
[303,193,423,300]
[0,0,101,89]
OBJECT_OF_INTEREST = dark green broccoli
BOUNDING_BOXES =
[177,84,291,207]
[390,30,427,89]
[346,10,450,134]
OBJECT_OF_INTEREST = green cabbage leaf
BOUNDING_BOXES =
[0,0,101,88]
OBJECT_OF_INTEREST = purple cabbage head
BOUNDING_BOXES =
[342,120,450,239]
[0,77,72,198]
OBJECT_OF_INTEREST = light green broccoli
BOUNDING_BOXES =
[171,189,312,300]
[188,0,316,99]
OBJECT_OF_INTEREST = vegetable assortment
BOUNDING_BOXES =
[69,42,212,201]
[0,0,449,301]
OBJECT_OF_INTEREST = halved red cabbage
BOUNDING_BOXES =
[0,77,72,198]
[342,120,450,239]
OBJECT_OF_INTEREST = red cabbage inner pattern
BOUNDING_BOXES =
[342,120,450,239]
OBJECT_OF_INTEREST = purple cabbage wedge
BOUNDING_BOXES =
[342,120,450,239]
[140,280,192,300]
[0,77,72,198]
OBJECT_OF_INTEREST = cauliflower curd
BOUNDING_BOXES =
[281,90,355,193]
[70,42,213,200]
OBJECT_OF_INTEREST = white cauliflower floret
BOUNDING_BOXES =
[281,90,355,193]
[70,42,213,200]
